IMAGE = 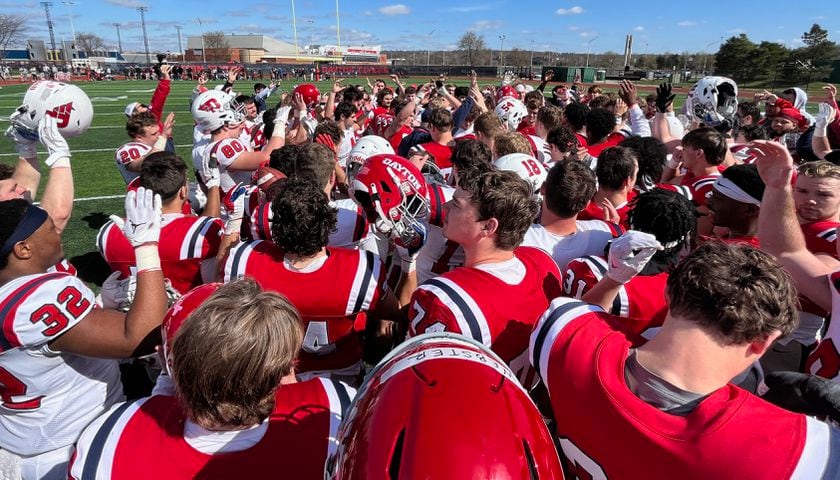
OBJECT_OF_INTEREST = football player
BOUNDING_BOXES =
[408,169,563,388]
[0,188,167,479]
[70,279,354,479]
[576,146,638,228]
[795,161,840,257]
[410,108,455,180]
[114,111,175,184]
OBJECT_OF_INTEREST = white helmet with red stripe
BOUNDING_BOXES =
[494,97,527,131]
[493,153,548,204]
[191,90,245,133]
[346,134,395,184]
[10,80,93,141]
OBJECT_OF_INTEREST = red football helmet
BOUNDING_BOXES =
[496,85,519,102]
[251,165,287,194]
[325,333,564,479]
[293,84,321,108]
[161,283,222,376]
[350,154,429,248]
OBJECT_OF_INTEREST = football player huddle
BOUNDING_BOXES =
[1,70,840,480]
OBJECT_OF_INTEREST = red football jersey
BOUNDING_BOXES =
[388,125,412,151]
[97,214,223,295]
[680,172,720,208]
[531,298,838,479]
[69,377,354,480]
[577,191,637,230]
[801,221,839,257]
[585,132,624,158]
[417,141,454,172]
[223,242,384,376]
[806,270,840,382]
[408,246,563,388]
[563,255,668,338]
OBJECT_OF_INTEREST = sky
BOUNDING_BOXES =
[3,0,839,56]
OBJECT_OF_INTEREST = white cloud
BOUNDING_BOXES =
[467,19,503,31]
[378,4,410,15]
[579,31,597,38]
[363,10,373,16]
[448,4,492,12]
[568,25,580,31]
[677,20,697,27]
[633,26,644,32]
[556,6,584,15]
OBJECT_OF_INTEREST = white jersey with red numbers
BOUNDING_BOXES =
[239,118,258,148]
[223,242,385,378]
[416,183,464,284]
[806,271,840,382]
[69,377,355,480]
[337,127,359,169]
[526,135,552,165]
[201,137,254,193]
[408,247,563,388]
[251,123,267,151]
[521,220,623,271]
[97,213,223,295]
[114,142,152,184]
[531,297,840,479]
[0,273,123,456]
[245,198,377,254]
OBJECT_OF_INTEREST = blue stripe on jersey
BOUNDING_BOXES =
[424,278,483,342]
[228,242,251,281]
[826,426,840,479]
[429,185,444,226]
[351,251,375,314]
[330,379,352,417]
[186,217,212,258]
[81,401,136,480]
[531,300,589,380]
[0,273,65,352]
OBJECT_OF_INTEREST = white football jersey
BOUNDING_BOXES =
[0,273,123,456]
[416,184,465,284]
[191,135,211,184]
[202,137,254,192]
[114,142,152,184]
[521,220,622,271]
[337,127,359,169]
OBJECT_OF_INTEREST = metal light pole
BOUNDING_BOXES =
[196,18,206,63]
[585,35,599,68]
[335,0,341,50]
[290,0,299,60]
[113,23,122,53]
[307,19,314,52]
[175,25,183,58]
[498,34,506,68]
[427,29,435,66]
[529,40,534,77]
[136,6,150,64]
[41,2,58,62]
[62,1,76,59]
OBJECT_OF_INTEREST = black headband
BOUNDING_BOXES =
[0,206,48,257]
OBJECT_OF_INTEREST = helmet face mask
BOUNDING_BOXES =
[688,76,739,128]
[191,90,246,133]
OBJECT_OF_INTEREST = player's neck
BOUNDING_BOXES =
[635,315,750,395]
[0,262,46,286]
[593,188,627,208]
[464,242,515,268]
[284,248,327,269]
[432,132,452,144]
[540,208,578,236]
[692,163,719,178]
[162,202,185,215]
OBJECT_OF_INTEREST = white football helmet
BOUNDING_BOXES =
[686,76,738,129]
[191,90,245,134]
[346,134,395,183]
[10,81,93,141]
[495,97,528,131]
[493,153,548,204]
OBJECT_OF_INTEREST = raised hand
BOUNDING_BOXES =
[655,83,675,113]
[112,187,162,247]
[618,80,638,106]
[38,116,70,168]
[751,140,795,189]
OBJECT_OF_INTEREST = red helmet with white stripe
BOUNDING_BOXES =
[161,283,222,376]
[325,333,564,479]
[350,154,429,248]
[293,84,321,108]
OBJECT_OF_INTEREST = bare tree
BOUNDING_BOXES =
[202,30,230,61]
[458,31,486,67]
[75,32,106,55]
[0,14,26,58]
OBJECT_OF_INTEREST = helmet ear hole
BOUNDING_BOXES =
[387,429,406,480]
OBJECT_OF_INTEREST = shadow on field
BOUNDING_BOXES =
[70,251,112,286]
[82,212,112,230]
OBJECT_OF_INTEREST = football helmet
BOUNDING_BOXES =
[347,134,395,184]
[191,90,245,134]
[494,153,548,203]
[325,333,564,479]
[686,76,739,129]
[161,283,222,376]
[495,97,528,131]
[251,165,286,194]
[10,80,93,141]
[496,85,519,102]
[293,83,320,108]
[350,153,429,248]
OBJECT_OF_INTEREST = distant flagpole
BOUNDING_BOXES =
[335,0,341,51]
[291,0,299,60]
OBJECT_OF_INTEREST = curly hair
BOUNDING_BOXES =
[457,169,537,250]
[269,144,301,176]
[451,139,492,173]
[545,126,579,154]
[270,177,337,256]
[313,120,343,147]
[585,108,617,144]
[666,242,798,345]
[627,188,697,269]
[125,111,159,139]
[563,102,590,131]
[620,136,668,188]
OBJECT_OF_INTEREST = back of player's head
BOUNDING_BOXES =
[313,119,343,147]
[595,146,637,191]
[172,278,303,430]
[666,242,798,345]
[738,124,768,141]
[536,105,564,132]
[295,143,335,190]
[457,169,537,250]
[627,189,697,267]
[543,160,595,219]
[0,164,15,181]
[334,101,357,121]
[682,127,727,166]
[720,164,765,204]
[493,132,532,158]
[798,160,840,180]
[428,108,453,131]
[342,87,363,104]
[139,152,188,203]
[585,108,616,143]
[563,102,590,131]
[545,126,578,153]
[474,112,503,138]
[0,199,34,270]
[269,144,301,176]
[234,94,255,106]
[125,111,158,139]
[620,136,668,187]
[270,177,337,256]
[253,83,266,92]
[451,139,492,174]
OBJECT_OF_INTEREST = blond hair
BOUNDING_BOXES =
[172,279,303,430]
[494,132,533,158]
[798,160,840,180]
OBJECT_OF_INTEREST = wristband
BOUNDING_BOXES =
[814,125,828,138]
[297,110,306,120]
[666,156,681,170]
[134,244,161,273]
[400,258,417,274]
[49,156,71,168]
[153,135,168,151]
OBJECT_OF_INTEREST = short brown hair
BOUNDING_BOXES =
[544,160,596,218]
[798,160,840,180]
[428,108,453,130]
[295,142,335,190]
[458,169,537,250]
[0,164,14,181]
[666,242,798,345]
[172,279,304,430]
[681,127,727,166]
[313,120,344,148]
[537,106,564,132]
[494,132,532,158]
[474,112,503,138]
[139,152,188,202]
[125,111,158,139]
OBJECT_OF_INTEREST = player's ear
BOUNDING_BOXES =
[13,240,33,260]
[482,217,499,236]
